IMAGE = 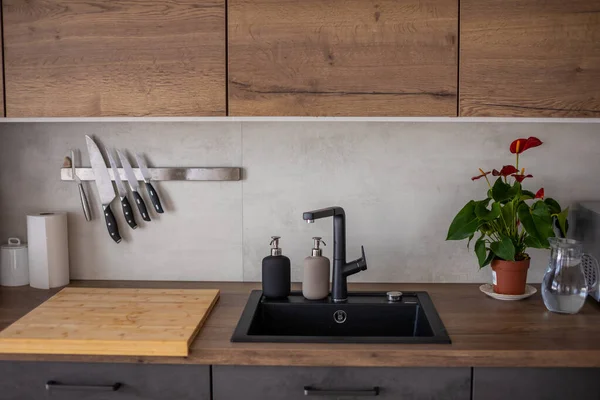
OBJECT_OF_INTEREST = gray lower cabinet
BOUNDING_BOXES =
[473,368,600,400]
[213,366,471,400]
[0,361,210,400]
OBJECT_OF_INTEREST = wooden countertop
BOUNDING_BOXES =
[1,281,600,367]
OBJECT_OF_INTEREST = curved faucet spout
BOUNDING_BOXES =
[302,207,367,302]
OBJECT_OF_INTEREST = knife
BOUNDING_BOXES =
[107,149,137,230]
[117,150,151,222]
[85,136,121,244]
[135,153,164,214]
[71,149,92,222]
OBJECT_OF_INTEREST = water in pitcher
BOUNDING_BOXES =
[541,238,596,314]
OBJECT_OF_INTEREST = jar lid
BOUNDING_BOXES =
[1,237,27,250]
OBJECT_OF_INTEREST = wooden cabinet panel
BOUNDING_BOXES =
[473,368,600,400]
[460,0,600,117]
[3,0,225,117]
[0,361,210,400]
[229,0,458,116]
[214,366,471,400]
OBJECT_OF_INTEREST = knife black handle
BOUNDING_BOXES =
[145,182,164,214]
[120,196,137,229]
[133,191,151,221]
[102,204,122,243]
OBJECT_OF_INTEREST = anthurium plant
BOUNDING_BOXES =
[446,137,568,268]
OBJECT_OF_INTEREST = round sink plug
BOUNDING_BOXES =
[386,291,403,302]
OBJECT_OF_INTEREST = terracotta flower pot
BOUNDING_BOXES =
[491,258,530,295]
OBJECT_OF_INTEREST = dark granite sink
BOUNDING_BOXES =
[231,291,451,344]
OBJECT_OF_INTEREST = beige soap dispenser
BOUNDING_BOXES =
[302,237,330,300]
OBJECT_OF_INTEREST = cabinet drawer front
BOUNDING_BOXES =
[473,368,600,400]
[214,366,470,400]
[0,362,209,400]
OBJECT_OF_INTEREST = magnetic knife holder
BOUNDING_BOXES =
[61,167,241,182]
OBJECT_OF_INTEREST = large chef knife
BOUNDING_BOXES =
[107,149,137,230]
[135,153,164,214]
[117,150,151,222]
[85,136,121,244]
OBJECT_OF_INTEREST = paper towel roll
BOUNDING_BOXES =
[27,212,69,289]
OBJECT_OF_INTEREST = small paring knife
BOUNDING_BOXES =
[117,150,151,222]
[135,153,164,214]
[107,149,137,230]
[71,149,92,222]
[85,136,121,244]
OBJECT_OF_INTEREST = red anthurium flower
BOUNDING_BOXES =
[492,165,519,177]
[512,173,533,183]
[471,171,491,181]
[535,188,544,199]
[510,137,543,154]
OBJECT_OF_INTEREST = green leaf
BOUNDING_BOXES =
[501,201,514,227]
[492,178,521,203]
[491,178,512,203]
[475,199,501,221]
[521,190,535,200]
[447,201,480,241]
[544,198,562,215]
[518,202,554,248]
[490,236,516,261]
[475,236,487,268]
[480,250,495,269]
[524,235,545,249]
[466,233,475,249]
[531,202,555,240]
[554,207,569,238]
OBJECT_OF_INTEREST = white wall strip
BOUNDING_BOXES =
[1,117,600,123]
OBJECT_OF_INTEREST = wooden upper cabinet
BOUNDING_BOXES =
[3,0,225,117]
[460,0,600,117]
[228,0,458,116]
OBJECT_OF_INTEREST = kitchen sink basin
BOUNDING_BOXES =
[231,291,451,344]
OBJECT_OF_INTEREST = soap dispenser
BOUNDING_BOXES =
[302,237,330,300]
[262,236,291,299]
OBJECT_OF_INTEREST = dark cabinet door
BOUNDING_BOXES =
[214,366,471,400]
[3,0,226,117]
[0,361,210,400]
[0,3,4,117]
[473,368,600,400]
[460,0,600,117]
[228,0,458,116]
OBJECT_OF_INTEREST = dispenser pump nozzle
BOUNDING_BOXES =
[270,236,282,256]
[311,237,326,256]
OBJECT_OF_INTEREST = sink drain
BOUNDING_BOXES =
[333,310,347,324]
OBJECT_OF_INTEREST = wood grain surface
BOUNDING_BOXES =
[1,281,600,367]
[228,0,458,116]
[3,0,226,117]
[0,287,219,356]
[460,0,600,117]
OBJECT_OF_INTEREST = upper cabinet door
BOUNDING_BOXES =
[460,0,600,117]
[228,0,458,116]
[3,0,225,117]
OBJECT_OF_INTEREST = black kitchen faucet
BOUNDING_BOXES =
[302,206,367,302]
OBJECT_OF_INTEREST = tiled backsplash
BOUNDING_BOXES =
[1,121,599,283]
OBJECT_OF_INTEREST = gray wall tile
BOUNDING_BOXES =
[1,120,599,283]
[0,122,243,281]
[241,121,600,283]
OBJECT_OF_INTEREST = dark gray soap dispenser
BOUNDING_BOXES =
[262,236,291,299]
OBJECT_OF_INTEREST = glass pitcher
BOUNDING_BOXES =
[542,238,599,314]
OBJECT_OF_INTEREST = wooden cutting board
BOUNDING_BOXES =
[0,287,219,357]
